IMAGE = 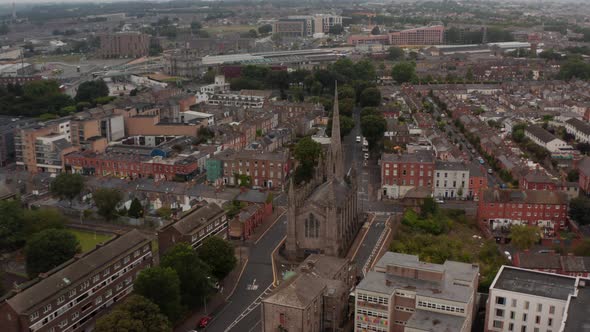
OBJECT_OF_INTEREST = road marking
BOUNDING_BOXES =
[255,210,286,245]
[224,283,275,332]
[248,320,262,332]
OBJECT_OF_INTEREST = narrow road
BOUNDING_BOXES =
[201,214,287,332]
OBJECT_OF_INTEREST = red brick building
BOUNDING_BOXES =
[64,151,200,181]
[477,189,568,239]
[157,203,227,257]
[514,252,590,277]
[381,150,435,199]
[229,190,274,240]
[520,170,558,191]
[216,149,290,189]
[389,25,444,45]
[468,163,488,200]
[0,230,152,332]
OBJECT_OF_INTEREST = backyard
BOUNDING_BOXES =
[68,229,114,253]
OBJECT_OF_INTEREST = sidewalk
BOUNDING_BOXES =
[174,247,249,332]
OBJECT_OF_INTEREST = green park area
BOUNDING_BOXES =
[389,199,508,291]
[68,229,114,253]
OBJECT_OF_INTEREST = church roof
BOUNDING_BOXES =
[308,179,351,208]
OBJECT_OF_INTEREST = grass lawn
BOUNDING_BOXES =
[204,25,255,34]
[68,229,114,253]
[30,54,82,64]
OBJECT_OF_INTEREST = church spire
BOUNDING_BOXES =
[329,81,344,181]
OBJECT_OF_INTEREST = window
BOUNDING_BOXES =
[493,320,503,328]
[57,295,65,304]
[59,319,68,328]
[69,289,76,298]
[29,312,39,321]
[537,303,542,312]
[509,323,514,331]
[103,268,110,277]
[42,304,52,313]
[304,213,320,238]
[512,299,517,307]
[548,318,553,326]
[496,297,506,305]
[549,305,555,314]
[93,274,100,283]
[536,316,540,324]
[496,309,505,317]
[124,256,130,264]
[521,327,526,332]
[525,301,530,310]
[523,313,528,322]
[71,312,79,320]
[106,289,113,298]
[96,296,102,305]
[510,311,515,319]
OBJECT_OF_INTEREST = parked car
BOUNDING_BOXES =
[356,136,361,143]
[364,153,369,160]
[435,198,444,204]
[198,316,212,329]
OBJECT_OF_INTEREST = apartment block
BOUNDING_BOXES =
[389,25,444,46]
[485,266,580,332]
[564,118,590,143]
[354,252,479,332]
[381,150,435,199]
[434,161,469,199]
[157,202,227,257]
[262,255,355,332]
[0,116,35,166]
[97,32,150,59]
[477,189,568,238]
[0,229,153,332]
[15,120,77,173]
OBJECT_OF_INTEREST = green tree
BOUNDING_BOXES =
[338,85,356,100]
[574,239,590,256]
[353,60,376,82]
[361,114,387,149]
[559,58,590,80]
[23,208,65,236]
[25,229,80,277]
[360,87,381,107]
[371,26,380,35]
[0,200,26,251]
[258,24,273,35]
[75,79,109,103]
[190,21,202,33]
[567,169,580,182]
[198,237,237,280]
[339,98,355,116]
[509,225,540,250]
[93,188,123,222]
[128,198,144,219]
[328,24,343,35]
[95,295,171,332]
[50,173,84,205]
[387,46,404,60]
[391,62,417,83]
[569,196,590,226]
[294,136,322,167]
[420,197,438,218]
[134,267,183,322]
[161,243,213,308]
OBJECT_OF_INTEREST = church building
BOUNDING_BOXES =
[285,85,360,260]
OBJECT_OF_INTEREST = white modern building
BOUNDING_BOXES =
[434,161,469,199]
[524,125,572,153]
[564,118,590,143]
[485,266,588,332]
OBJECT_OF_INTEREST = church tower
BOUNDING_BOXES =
[328,83,344,181]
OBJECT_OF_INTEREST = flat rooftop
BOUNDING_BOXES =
[563,280,590,332]
[494,266,576,301]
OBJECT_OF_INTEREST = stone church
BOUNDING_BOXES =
[285,85,360,260]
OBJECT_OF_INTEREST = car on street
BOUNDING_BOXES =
[504,251,512,261]
[488,168,493,174]
[435,198,444,204]
[364,153,369,160]
[198,316,212,329]
[356,136,361,143]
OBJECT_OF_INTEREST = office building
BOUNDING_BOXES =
[355,252,479,332]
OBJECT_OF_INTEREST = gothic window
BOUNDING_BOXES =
[305,213,319,238]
